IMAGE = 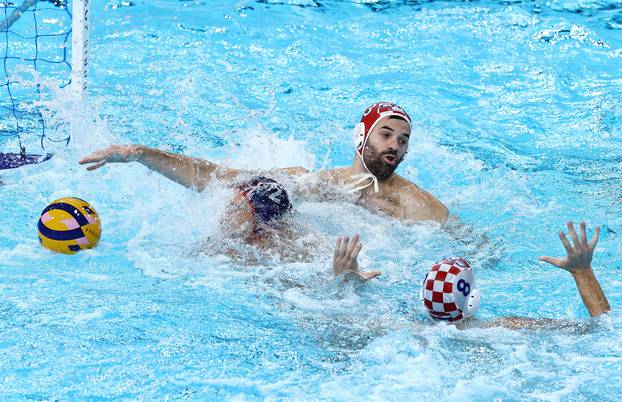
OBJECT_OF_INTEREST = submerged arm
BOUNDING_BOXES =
[442,215,492,253]
[288,169,342,201]
[457,316,559,330]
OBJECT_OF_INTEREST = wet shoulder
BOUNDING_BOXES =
[390,174,424,194]
[391,174,449,223]
[314,167,351,184]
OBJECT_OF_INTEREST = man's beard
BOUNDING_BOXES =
[363,143,402,181]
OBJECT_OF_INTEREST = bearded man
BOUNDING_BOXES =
[79,102,447,224]
[299,102,448,223]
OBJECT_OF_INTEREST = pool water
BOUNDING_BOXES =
[1,0,621,399]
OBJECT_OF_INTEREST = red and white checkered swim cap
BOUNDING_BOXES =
[420,257,480,322]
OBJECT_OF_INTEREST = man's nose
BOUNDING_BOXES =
[387,137,399,151]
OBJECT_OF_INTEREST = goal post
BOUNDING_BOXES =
[71,0,88,99]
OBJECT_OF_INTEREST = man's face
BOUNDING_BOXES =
[363,116,411,180]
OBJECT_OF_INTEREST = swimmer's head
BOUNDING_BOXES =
[419,257,480,322]
[235,176,292,225]
[222,176,292,238]
[353,102,411,181]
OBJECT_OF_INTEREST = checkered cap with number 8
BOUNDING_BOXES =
[420,257,481,322]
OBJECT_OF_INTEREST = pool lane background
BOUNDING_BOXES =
[1,0,621,399]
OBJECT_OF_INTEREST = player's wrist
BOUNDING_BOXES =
[128,144,144,162]
[571,266,594,280]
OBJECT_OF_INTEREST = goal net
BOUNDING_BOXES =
[0,0,88,169]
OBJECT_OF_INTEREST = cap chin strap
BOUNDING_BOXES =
[347,171,379,193]
[348,123,380,193]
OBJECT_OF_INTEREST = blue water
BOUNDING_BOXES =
[1,0,621,399]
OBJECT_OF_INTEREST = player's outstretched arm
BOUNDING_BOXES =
[332,234,382,281]
[479,221,610,330]
[484,222,611,329]
[79,144,241,191]
[538,221,610,317]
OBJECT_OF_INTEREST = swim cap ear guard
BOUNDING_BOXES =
[353,122,365,153]
[420,257,480,322]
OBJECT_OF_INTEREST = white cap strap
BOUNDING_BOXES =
[346,172,379,193]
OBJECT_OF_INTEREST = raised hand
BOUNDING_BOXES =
[79,144,138,171]
[538,221,609,317]
[538,221,599,273]
[332,234,382,281]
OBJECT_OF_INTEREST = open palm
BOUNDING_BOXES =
[538,221,599,273]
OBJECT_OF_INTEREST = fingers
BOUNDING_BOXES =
[538,255,564,268]
[559,231,573,254]
[333,235,362,276]
[79,146,113,164]
[351,241,363,261]
[336,235,362,259]
[86,161,106,171]
[339,236,348,257]
[589,225,600,250]
[78,152,103,165]
[346,234,360,259]
[567,221,580,250]
[357,271,382,280]
[79,145,127,168]
[579,221,587,247]
[333,237,342,260]
[565,221,599,251]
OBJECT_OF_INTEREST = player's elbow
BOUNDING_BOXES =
[434,202,449,224]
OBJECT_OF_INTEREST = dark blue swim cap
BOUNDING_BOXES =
[235,176,292,224]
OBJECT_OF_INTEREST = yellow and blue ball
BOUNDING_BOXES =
[37,197,101,254]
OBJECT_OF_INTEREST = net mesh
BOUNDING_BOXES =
[1,0,72,153]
